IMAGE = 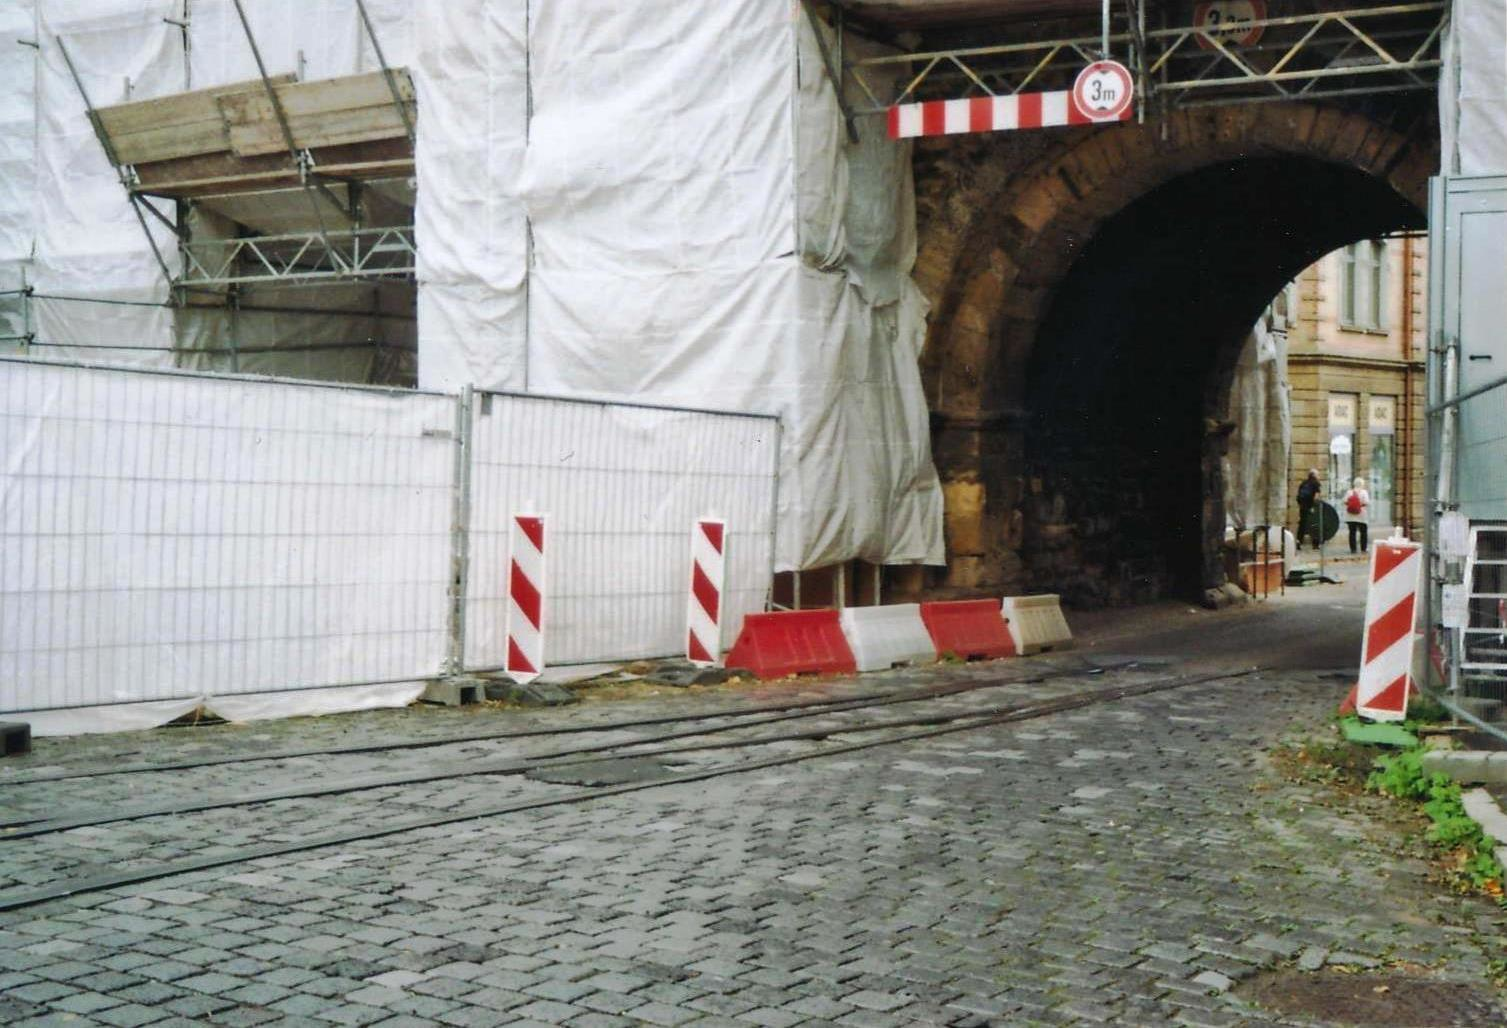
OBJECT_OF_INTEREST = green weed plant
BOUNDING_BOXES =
[1368,747,1507,899]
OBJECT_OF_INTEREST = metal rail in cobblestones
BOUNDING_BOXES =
[0,672,1052,788]
[0,673,1066,836]
[0,667,1258,913]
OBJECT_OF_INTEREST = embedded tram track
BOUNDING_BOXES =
[0,665,1259,913]
[0,668,1074,788]
[0,673,1061,833]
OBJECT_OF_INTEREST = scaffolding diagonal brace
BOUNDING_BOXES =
[356,0,416,146]
[55,36,178,294]
[800,1,859,144]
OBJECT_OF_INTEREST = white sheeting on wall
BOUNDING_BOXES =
[1224,314,1291,530]
[412,0,528,393]
[1441,0,1507,175]
[0,1,35,341]
[496,1,943,570]
[28,2,179,365]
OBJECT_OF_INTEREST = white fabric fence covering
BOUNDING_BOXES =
[464,393,778,668]
[0,358,455,732]
[1441,0,1507,175]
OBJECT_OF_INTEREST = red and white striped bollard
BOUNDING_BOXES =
[506,514,545,684]
[1356,531,1423,722]
[687,518,725,666]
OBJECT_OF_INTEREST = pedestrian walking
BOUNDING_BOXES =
[1296,469,1322,549]
[1343,476,1370,553]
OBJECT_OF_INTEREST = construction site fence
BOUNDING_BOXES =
[0,357,778,717]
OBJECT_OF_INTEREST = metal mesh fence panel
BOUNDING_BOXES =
[464,392,777,668]
[0,359,456,713]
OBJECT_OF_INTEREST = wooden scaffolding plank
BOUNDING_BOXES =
[96,75,294,165]
[131,137,414,198]
[217,70,416,157]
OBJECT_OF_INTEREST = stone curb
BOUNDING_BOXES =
[1420,748,1507,785]
[1460,787,1507,871]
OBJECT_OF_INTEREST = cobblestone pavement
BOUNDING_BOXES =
[2,600,1505,1025]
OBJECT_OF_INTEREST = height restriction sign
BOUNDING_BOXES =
[1071,61,1134,122]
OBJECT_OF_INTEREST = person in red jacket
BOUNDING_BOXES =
[1342,476,1370,553]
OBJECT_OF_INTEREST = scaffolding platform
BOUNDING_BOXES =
[95,69,415,200]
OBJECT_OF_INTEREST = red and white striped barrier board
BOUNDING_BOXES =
[887,91,1133,140]
[687,518,725,666]
[505,514,545,684]
[1356,535,1423,721]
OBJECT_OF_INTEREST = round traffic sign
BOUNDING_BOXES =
[1193,0,1266,50]
[1071,61,1134,122]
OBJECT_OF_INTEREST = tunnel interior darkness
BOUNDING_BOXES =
[1023,157,1424,605]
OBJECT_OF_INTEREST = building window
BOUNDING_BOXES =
[1340,240,1388,331]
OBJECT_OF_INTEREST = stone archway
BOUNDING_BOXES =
[909,103,1436,602]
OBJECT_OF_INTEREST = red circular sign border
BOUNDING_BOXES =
[1071,61,1134,122]
[1193,0,1268,51]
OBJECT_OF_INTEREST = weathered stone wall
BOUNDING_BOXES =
[902,103,1435,605]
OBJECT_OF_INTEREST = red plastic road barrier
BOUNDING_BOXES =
[724,610,857,679]
[920,599,1017,661]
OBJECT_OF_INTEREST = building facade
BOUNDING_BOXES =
[1287,234,1428,544]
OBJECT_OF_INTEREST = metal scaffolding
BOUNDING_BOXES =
[846,2,1448,114]
[179,226,417,289]
[59,0,417,299]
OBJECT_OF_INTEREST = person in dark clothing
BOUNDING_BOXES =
[1296,469,1322,549]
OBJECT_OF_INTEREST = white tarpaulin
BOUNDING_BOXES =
[0,1,35,345]
[492,1,943,569]
[411,0,529,392]
[7,2,943,573]
[1225,309,1292,530]
[1441,0,1507,175]
[27,2,179,365]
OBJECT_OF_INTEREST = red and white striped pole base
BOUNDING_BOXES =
[506,514,545,684]
[1356,532,1423,721]
[687,518,726,667]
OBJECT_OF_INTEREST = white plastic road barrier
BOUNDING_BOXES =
[1356,534,1423,721]
[839,604,938,672]
[506,515,547,684]
[1001,595,1074,655]
[687,518,726,666]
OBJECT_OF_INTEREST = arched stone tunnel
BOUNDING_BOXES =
[910,102,1435,606]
